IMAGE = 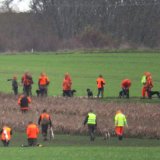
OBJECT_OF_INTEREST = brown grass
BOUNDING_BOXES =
[0,93,160,138]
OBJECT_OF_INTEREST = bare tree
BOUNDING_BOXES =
[1,0,14,12]
[0,0,160,51]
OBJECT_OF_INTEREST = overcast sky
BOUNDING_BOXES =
[0,0,31,12]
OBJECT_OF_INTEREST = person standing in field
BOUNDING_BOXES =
[119,79,131,98]
[26,121,39,146]
[62,72,72,97]
[0,125,12,147]
[141,72,153,98]
[38,109,52,141]
[96,74,105,98]
[18,94,31,113]
[114,110,128,141]
[12,76,18,95]
[21,72,33,96]
[38,72,50,96]
[7,75,18,95]
[83,109,97,141]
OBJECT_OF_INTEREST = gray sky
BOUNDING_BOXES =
[0,0,31,12]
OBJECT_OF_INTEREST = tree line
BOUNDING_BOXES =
[0,0,160,52]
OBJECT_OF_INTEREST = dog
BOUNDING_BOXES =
[63,89,77,97]
[104,131,111,140]
[86,88,93,98]
[70,89,76,97]
[148,90,160,99]
[36,89,41,96]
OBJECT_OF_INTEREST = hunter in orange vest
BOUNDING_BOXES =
[141,72,153,98]
[62,73,72,97]
[18,94,31,113]
[21,72,33,96]
[0,125,12,147]
[38,109,52,141]
[38,72,50,96]
[96,74,105,98]
[26,121,39,146]
[119,79,131,98]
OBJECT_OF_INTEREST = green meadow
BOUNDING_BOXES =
[0,51,159,97]
[0,51,160,159]
[0,134,160,160]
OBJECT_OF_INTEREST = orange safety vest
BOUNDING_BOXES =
[145,75,153,89]
[121,79,131,88]
[26,124,39,138]
[96,77,105,88]
[63,79,72,90]
[22,75,33,86]
[39,76,49,85]
[1,127,11,141]
[40,113,50,120]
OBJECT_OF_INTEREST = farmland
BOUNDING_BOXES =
[0,51,159,97]
[0,133,160,160]
[0,51,160,159]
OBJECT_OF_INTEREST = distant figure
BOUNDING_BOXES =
[0,125,12,147]
[119,79,131,98]
[38,109,52,141]
[7,75,18,95]
[18,94,31,113]
[26,121,39,146]
[38,72,50,96]
[62,73,72,97]
[96,74,105,98]
[141,72,153,98]
[21,72,33,96]
[114,110,128,140]
[84,109,97,141]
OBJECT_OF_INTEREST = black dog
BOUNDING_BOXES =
[148,90,160,99]
[63,89,76,97]
[70,89,76,97]
[36,89,41,96]
[86,88,93,98]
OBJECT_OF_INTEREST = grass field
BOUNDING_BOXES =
[0,51,160,159]
[0,51,160,97]
[0,133,160,160]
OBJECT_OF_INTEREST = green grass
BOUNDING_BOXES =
[1,147,160,160]
[0,51,160,159]
[0,133,160,160]
[0,51,160,97]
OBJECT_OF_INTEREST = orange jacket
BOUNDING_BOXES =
[145,75,153,89]
[96,77,105,88]
[22,75,33,86]
[62,79,72,90]
[121,79,131,88]
[1,126,12,141]
[40,113,50,120]
[26,123,39,139]
[38,113,52,126]
[38,75,50,86]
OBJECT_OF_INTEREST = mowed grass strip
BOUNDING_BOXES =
[0,134,160,160]
[0,52,159,97]
[0,147,160,160]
